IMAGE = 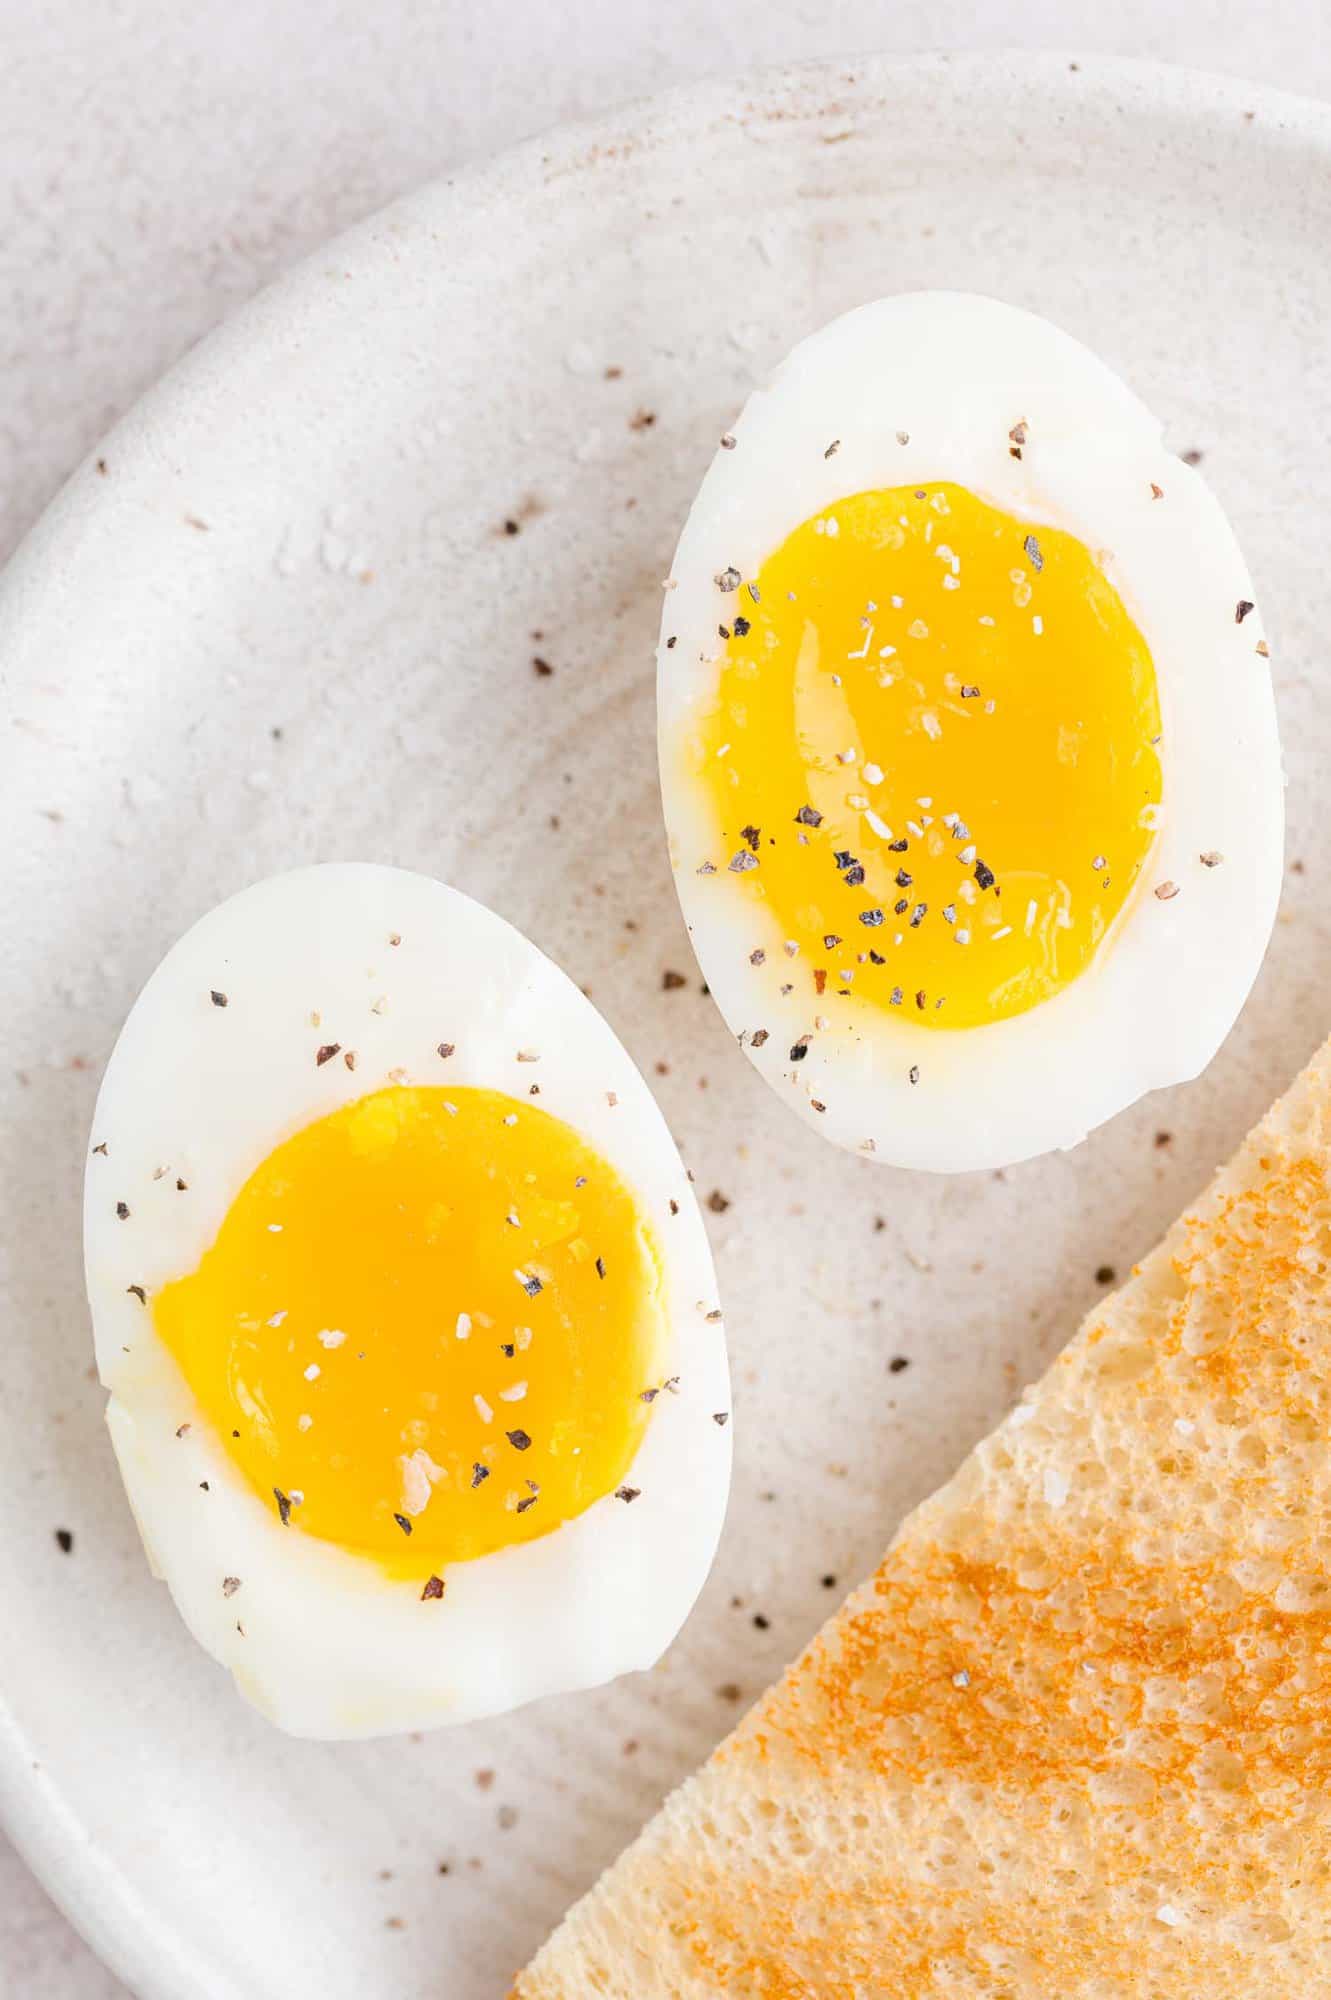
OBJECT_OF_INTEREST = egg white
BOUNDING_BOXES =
[84,864,731,1739]
[658,292,1283,1172]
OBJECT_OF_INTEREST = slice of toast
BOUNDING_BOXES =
[516,1041,1331,1996]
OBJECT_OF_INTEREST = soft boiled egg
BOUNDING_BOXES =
[658,292,1283,1172]
[84,865,730,1738]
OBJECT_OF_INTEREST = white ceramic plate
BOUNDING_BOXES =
[2,52,1328,2000]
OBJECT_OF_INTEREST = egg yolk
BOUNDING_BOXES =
[687,483,1163,1029]
[153,1086,666,1576]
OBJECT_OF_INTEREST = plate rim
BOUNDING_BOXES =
[4,47,1330,2000]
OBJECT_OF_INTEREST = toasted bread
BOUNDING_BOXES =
[516,1041,1331,1995]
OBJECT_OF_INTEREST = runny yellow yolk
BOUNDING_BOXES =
[153,1086,666,1576]
[690,483,1164,1029]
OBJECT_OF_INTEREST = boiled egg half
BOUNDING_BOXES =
[658,293,1283,1171]
[85,865,730,1738]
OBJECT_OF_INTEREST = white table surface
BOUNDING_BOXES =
[4,2,1328,1992]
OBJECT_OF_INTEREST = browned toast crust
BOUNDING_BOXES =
[516,1041,1331,1996]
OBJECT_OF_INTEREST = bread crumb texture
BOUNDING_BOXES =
[515,1040,1331,1996]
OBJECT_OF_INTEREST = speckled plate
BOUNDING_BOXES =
[2,51,1328,2000]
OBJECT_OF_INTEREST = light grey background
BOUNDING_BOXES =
[3,3,1328,1992]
